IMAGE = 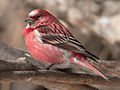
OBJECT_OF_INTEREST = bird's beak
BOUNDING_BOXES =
[24,18,34,24]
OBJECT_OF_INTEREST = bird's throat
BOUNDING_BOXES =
[22,24,34,34]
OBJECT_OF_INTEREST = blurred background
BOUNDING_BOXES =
[0,0,120,90]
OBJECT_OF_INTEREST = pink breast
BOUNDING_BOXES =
[25,32,65,64]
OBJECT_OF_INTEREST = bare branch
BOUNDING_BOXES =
[0,42,120,90]
[0,42,44,71]
[0,70,119,86]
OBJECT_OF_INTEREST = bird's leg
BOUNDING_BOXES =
[46,61,71,71]
[46,63,57,70]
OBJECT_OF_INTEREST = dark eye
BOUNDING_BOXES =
[36,15,40,18]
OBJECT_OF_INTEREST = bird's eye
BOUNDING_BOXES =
[36,15,40,18]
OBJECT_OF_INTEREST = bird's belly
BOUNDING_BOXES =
[25,33,71,64]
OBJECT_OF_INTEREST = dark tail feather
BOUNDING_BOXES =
[80,50,99,63]
[71,58,109,80]
[91,65,110,81]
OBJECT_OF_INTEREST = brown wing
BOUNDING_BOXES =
[41,33,85,52]
[37,23,99,62]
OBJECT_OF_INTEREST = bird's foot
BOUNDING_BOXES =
[46,62,72,73]
[46,63,60,70]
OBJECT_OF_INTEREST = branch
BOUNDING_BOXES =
[0,71,99,90]
[0,70,119,86]
[0,42,44,71]
[0,42,120,90]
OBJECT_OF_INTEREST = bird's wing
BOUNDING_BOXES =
[37,22,99,62]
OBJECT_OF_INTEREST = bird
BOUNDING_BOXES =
[22,9,108,80]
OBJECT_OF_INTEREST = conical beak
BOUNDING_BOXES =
[24,18,34,24]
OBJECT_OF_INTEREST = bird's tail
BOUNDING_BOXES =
[71,58,109,80]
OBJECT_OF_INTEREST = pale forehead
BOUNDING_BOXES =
[29,10,39,16]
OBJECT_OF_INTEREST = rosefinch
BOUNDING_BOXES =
[23,9,108,80]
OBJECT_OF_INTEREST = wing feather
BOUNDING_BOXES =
[36,22,99,62]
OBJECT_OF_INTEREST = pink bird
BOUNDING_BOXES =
[23,9,108,80]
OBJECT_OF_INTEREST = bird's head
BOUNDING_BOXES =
[22,9,56,34]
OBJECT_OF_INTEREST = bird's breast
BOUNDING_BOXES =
[25,31,71,64]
